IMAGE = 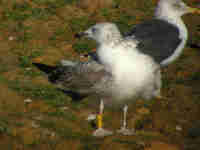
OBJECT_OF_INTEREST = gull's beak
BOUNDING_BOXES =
[188,7,200,14]
[74,32,88,38]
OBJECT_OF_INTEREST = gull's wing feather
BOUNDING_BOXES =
[33,61,110,95]
[125,19,182,65]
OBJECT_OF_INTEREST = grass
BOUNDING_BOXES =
[46,109,77,121]
[18,55,32,68]
[100,8,110,17]
[72,40,95,54]
[32,0,78,7]
[31,7,56,19]
[0,0,199,149]
[37,118,83,140]
[81,142,101,150]
[69,16,95,32]
[0,119,9,134]
[48,26,70,45]
[4,79,70,107]
[0,63,9,73]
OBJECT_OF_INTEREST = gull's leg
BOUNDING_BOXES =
[154,69,168,101]
[92,99,113,137]
[122,105,128,129]
[117,105,135,135]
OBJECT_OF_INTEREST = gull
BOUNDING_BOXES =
[86,0,200,67]
[33,22,161,137]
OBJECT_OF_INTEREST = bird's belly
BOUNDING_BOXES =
[98,45,159,101]
[112,66,149,99]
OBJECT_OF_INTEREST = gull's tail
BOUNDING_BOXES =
[32,62,66,84]
[32,63,57,74]
[33,60,108,100]
[32,62,88,100]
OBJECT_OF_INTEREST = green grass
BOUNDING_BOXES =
[38,119,83,140]
[189,71,200,81]
[79,135,102,150]
[0,76,9,84]
[0,118,9,134]
[14,122,25,127]
[18,55,32,68]
[162,75,172,89]
[5,79,70,107]
[81,142,101,150]
[14,46,46,77]
[32,0,78,7]
[37,119,56,129]
[2,2,32,21]
[0,63,9,73]
[46,109,77,121]
[112,14,136,33]
[48,27,69,45]
[30,48,44,58]
[1,0,77,22]
[136,131,163,142]
[31,7,56,19]
[69,16,95,32]
[72,41,93,54]
[100,8,110,17]
[22,69,43,77]
[113,139,138,145]
[113,139,145,150]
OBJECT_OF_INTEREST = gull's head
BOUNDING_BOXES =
[155,0,200,18]
[75,23,122,44]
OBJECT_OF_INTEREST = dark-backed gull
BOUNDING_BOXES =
[86,0,200,67]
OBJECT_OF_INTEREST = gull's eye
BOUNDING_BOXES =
[92,28,97,33]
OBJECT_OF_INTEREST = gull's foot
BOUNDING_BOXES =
[117,127,135,136]
[93,128,113,137]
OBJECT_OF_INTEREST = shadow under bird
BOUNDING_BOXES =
[33,0,200,137]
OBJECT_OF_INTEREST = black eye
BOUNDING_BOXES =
[92,28,97,33]
[173,3,181,9]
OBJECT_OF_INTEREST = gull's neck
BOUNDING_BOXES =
[155,4,188,39]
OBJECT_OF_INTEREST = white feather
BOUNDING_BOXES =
[84,22,161,103]
[98,38,160,100]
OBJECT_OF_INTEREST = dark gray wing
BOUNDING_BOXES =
[54,61,109,94]
[125,19,182,64]
[33,61,110,95]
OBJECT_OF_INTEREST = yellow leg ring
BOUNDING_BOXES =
[97,114,102,128]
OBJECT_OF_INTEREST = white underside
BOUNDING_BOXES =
[156,13,188,66]
[98,40,160,100]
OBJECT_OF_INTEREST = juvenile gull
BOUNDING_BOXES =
[86,0,200,67]
[33,23,161,137]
